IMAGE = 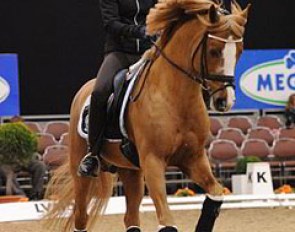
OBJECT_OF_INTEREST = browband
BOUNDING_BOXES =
[208,34,243,43]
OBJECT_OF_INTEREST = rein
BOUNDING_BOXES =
[152,33,241,97]
[152,40,204,85]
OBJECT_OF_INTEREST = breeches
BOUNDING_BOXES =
[91,52,141,103]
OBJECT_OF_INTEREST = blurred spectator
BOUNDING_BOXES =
[0,116,47,200]
[285,93,295,128]
[0,165,26,196]
[0,155,47,200]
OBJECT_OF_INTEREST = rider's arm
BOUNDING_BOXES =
[100,0,146,39]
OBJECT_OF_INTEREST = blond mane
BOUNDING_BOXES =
[146,0,249,39]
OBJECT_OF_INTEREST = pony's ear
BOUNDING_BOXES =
[241,4,251,19]
[212,0,221,4]
[231,0,241,15]
[209,4,219,23]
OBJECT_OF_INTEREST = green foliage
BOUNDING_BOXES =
[0,122,37,167]
[235,156,262,174]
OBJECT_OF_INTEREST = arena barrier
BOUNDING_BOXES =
[0,194,295,222]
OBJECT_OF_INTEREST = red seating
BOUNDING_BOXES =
[209,117,223,136]
[216,128,245,147]
[37,133,58,153]
[273,138,295,160]
[43,121,69,140]
[241,139,271,159]
[208,139,239,179]
[278,127,295,139]
[247,127,275,146]
[273,138,295,182]
[256,115,282,130]
[24,121,42,133]
[227,116,253,134]
[208,139,239,163]
[59,132,70,146]
[43,145,68,169]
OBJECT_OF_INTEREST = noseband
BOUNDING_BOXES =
[152,33,243,97]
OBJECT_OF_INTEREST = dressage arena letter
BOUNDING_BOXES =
[246,162,273,195]
[257,172,267,183]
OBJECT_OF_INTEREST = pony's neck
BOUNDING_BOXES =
[150,20,207,104]
[161,19,205,74]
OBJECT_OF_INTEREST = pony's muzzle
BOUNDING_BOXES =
[215,97,227,112]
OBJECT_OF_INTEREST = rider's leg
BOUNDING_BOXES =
[78,52,140,177]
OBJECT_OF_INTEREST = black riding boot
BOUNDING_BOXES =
[78,96,107,177]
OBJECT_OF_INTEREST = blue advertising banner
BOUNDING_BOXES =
[0,54,20,116]
[234,49,295,109]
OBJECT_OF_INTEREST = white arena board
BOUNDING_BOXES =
[0,194,294,222]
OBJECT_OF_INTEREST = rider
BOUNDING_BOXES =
[78,0,157,177]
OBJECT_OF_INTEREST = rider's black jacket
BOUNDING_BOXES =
[100,0,157,54]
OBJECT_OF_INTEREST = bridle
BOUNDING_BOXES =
[152,31,243,98]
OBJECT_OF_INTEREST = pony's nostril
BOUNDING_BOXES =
[216,98,227,108]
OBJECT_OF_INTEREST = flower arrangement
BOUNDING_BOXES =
[174,187,196,197]
[222,187,231,195]
[174,187,232,196]
[275,184,295,194]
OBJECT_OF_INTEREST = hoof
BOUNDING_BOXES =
[158,226,178,232]
[126,226,141,232]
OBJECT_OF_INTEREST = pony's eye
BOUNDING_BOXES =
[209,49,222,58]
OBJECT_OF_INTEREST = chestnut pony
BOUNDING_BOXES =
[45,0,249,231]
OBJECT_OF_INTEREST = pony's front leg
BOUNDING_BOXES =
[118,168,144,232]
[143,154,178,232]
[181,149,223,232]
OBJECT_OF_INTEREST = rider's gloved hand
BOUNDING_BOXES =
[138,26,147,38]
[138,26,157,42]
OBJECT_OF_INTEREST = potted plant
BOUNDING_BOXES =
[235,156,262,174]
[174,187,196,197]
[231,156,261,194]
[0,122,37,195]
[275,184,295,194]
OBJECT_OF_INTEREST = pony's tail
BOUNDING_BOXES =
[44,159,113,231]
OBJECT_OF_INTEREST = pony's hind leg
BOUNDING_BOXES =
[71,133,92,231]
[118,168,144,232]
[73,177,92,231]
[180,149,223,232]
[143,154,178,232]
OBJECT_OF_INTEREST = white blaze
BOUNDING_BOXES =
[226,86,236,109]
[222,36,237,109]
[223,36,237,76]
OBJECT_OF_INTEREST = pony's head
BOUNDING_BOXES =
[146,0,250,112]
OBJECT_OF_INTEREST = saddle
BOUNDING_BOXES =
[78,59,149,167]
[78,58,210,167]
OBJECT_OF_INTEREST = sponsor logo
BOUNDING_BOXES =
[0,76,10,103]
[240,50,295,106]
[34,202,72,217]
[34,202,53,213]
